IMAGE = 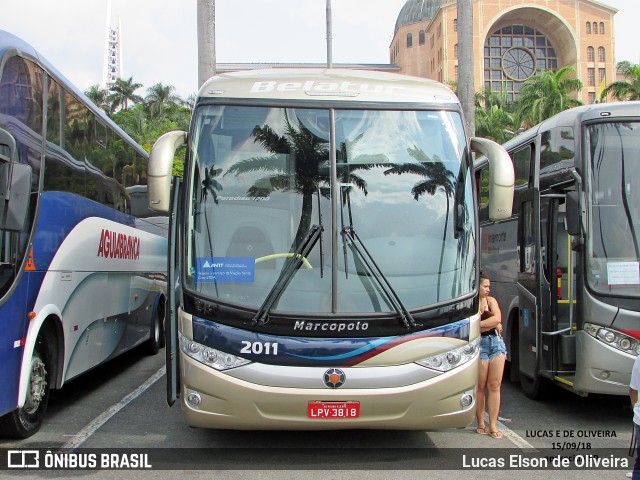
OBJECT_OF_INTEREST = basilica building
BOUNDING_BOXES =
[390,0,618,104]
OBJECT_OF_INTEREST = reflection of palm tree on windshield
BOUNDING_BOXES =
[201,165,222,204]
[383,146,455,203]
[196,165,223,260]
[337,134,370,204]
[224,111,368,249]
[224,112,327,249]
[384,146,456,300]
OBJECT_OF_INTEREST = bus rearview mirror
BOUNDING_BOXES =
[470,137,515,221]
[565,190,580,235]
[148,131,187,213]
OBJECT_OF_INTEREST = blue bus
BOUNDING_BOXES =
[0,30,167,438]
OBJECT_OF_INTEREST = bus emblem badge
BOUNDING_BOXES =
[323,368,345,389]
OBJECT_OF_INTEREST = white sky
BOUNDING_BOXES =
[0,0,638,100]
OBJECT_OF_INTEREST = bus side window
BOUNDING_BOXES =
[520,200,536,275]
[540,128,575,175]
[477,165,490,223]
[511,145,532,188]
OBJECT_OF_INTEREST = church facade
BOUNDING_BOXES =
[390,0,618,104]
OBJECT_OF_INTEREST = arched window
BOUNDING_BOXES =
[600,22,605,34]
[419,30,425,45]
[587,46,595,62]
[484,24,558,100]
[593,22,598,34]
[454,43,458,59]
[598,46,605,62]
[407,32,412,48]
[586,22,591,34]
[454,19,458,32]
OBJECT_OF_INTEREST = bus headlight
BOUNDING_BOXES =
[584,323,640,356]
[179,333,251,371]
[415,337,480,372]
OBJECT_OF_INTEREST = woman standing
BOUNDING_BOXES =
[475,272,507,439]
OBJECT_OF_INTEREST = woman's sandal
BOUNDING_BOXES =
[489,430,503,439]
[476,426,489,435]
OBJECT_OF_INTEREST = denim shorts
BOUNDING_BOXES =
[480,334,507,361]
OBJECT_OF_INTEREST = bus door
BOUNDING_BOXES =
[541,195,577,385]
[516,188,543,387]
[166,177,182,406]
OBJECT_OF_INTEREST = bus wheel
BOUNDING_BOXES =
[519,370,549,400]
[511,319,549,400]
[146,307,164,355]
[0,333,51,438]
[508,319,520,384]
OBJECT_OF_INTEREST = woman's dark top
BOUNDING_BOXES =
[480,300,497,336]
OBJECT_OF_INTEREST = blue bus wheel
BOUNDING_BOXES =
[0,333,51,438]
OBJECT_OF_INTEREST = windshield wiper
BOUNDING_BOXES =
[340,186,419,329]
[341,226,419,329]
[252,224,323,326]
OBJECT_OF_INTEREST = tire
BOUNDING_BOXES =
[508,319,520,384]
[519,370,549,400]
[510,318,549,400]
[0,333,51,438]
[146,306,164,355]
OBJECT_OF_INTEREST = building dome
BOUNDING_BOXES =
[394,0,447,34]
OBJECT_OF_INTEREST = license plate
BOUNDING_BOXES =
[307,401,360,419]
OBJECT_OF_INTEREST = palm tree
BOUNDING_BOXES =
[184,93,197,110]
[475,86,511,111]
[85,84,110,113]
[516,66,583,128]
[476,105,517,144]
[197,0,216,88]
[475,87,518,143]
[112,106,147,141]
[107,76,143,112]
[144,82,182,119]
[601,61,640,101]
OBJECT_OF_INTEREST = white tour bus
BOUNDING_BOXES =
[149,68,514,429]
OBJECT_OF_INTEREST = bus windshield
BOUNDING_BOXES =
[185,105,475,314]
[587,121,640,296]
